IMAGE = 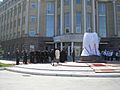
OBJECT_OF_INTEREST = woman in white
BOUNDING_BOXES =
[55,48,60,64]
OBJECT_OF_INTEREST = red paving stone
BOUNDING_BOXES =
[92,64,106,67]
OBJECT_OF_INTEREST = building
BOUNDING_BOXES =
[0,0,55,53]
[0,0,120,59]
[54,0,120,59]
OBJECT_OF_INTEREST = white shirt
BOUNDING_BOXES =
[55,49,60,59]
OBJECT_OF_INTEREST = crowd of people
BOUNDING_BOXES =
[2,48,120,65]
[101,49,120,61]
[14,48,68,65]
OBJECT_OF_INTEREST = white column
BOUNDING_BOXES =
[113,0,117,35]
[60,42,63,51]
[16,5,18,37]
[20,1,23,37]
[96,0,99,33]
[83,0,87,33]
[60,0,63,35]
[55,0,58,36]
[55,43,57,49]
[25,0,29,35]
[71,0,74,33]
[92,0,96,32]
[37,0,40,35]
[71,42,74,53]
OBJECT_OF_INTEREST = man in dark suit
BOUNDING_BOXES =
[15,49,20,65]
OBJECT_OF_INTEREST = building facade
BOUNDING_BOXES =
[0,0,55,53]
[0,0,120,59]
[54,0,120,59]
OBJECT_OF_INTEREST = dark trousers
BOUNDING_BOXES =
[23,58,27,64]
[16,58,20,65]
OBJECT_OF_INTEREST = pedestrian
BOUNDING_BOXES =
[35,51,40,63]
[50,49,55,62]
[115,51,119,61]
[60,48,66,63]
[41,51,44,63]
[22,49,28,64]
[15,49,20,65]
[55,48,60,63]
[30,50,35,63]
[44,50,49,63]
[72,49,75,62]
[7,52,11,60]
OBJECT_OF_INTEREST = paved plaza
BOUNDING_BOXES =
[0,60,120,77]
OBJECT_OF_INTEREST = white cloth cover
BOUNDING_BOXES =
[81,32,100,56]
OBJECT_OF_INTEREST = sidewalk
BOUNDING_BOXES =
[0,60,120,77]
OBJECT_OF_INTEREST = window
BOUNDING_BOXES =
[14,20,16,28]
[64,12,70,27]
[116,5,120,11]
[31,2,37,9]
[29,31,36,37]
[64,0,70,5]
[30,16,36,31]
[76,12,81,33]
[76,0,81,4]
[14,6,17,16]
[46,1,54,14]
[98,3,106,15]
[57,15,60,35]
[4,14,6,21]
[31,16,36,24]
[23,0,26,11]
[18,18,20,26]
[18,4,21,14]
[87,14,91,32]
[11,8,13,17]
[64,12,70,33]
[10,21,12,29]
[98,3,106,37]
[118,30,120,36]
[46,1,55,37]
[46,15,54,37]
[22,16,25,25]
[87,0,91,5]
[117,15,120,24]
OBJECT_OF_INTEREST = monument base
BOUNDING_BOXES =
[80,55,106,63]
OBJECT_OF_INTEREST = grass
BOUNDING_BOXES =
[0,62,15,67]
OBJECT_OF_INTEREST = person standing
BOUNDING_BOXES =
[55,48,60,64]
[52,48,60,66]
[30,50,35,63]
[60,48,66,63]
[15,49,20,65]
[22,49,28,64]
[50,49,55,62]
[72,49,75,62]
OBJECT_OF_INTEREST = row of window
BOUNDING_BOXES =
[64,0,90,5]
[0,15,38,38]
[0,1,38,13]
[0,0,20,12]
[0,1,38,23]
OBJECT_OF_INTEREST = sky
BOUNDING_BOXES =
[0,0,3,2]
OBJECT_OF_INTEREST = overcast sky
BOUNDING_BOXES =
[0,0,3,2]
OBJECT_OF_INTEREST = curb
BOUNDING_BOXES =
[5,67,120,78]
[15,66,93,72]
[0,67,5,70]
